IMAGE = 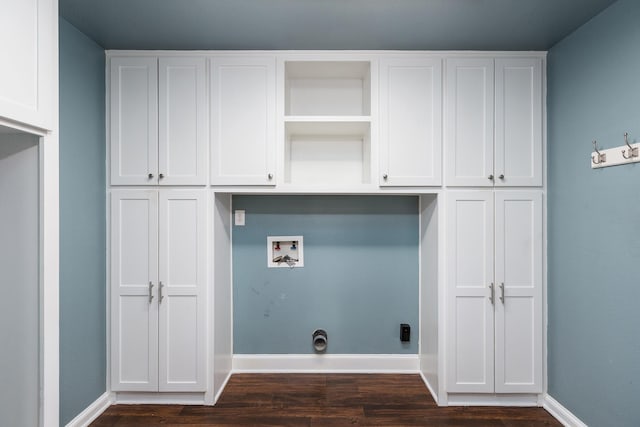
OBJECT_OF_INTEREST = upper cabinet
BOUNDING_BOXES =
[110,57,207,186]
[282,60,373,188]
[379,58,442,186]
[445,57,542,187]
[210,57,276,186]
[0,0,56,130]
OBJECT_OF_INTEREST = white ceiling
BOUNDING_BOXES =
[59,0,617,51]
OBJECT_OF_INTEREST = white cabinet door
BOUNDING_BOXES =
[110,57,159,185]
[445,58,494,187]
[110,190,159,391]
[494,191,542,393]
[379,58,442,186]
[446,191,495,393]
[210,57,276,185]
[158,58,207,186]
[158,191,207,392]
[495,59,542,187]
[0,0,55,129]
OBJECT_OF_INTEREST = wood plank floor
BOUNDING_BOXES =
[92,374,561,426]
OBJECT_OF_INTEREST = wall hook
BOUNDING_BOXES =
[592,140,606,165]
[621,132,638,159]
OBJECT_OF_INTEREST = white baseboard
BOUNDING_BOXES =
[419,371,439,405]
[233,354,420,373]
[543,395,588,427]
[65,391,114,427]
[213,370,233,404]
[114,392,205,405]
[446,393,540,407]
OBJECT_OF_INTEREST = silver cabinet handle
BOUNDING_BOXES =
[499,174,505,180]
[148,173,154,179]
[489,282,495,305]
[159,281,164,303]
[148,281,154,303]
[383,173,388,180]
[499,282,505,303]
[268,173,273,180]
[488,174,494,181]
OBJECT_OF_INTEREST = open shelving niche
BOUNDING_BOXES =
[283,60,373,186]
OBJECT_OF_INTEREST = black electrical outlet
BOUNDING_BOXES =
[400,324,411,342]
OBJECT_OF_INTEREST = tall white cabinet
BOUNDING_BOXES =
[446,191,542,394]
[110,190,207,392]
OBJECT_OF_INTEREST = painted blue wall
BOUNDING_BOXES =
[548,1,640,425]
[59,18,106,425]
[232,195,419,354]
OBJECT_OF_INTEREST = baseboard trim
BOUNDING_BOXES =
[543,395,588,427]
[114,392,205,405]
[419,371,439,405]
[213,371,233,404]
[232,354,420,373]
[65,391,114,427]
[446,393,541,407]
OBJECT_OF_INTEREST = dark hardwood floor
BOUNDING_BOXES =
[92,374,561,426]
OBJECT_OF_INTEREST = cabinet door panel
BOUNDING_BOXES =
[0,0,54,129]
[446,191,494,392]
[159,57,207,185]
[110,190,159,391]
[494,191,542,392]
[380,58,442,186]
[110,58,158,185]
[211,57,276,185]
[158,191,206,391]
[495,59,542,187]
[445,59,494,187]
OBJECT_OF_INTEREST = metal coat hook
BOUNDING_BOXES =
[592,140,606,165]
[621,132,638,159]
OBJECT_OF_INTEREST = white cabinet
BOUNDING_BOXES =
[445,58,542,187]
[210,57,276,185]
[446,190,542,394]
[110,57,207,186]
[110,190,206,392]
[0,0,56,130]
[379,58,442,186]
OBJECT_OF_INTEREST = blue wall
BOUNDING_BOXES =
[232,195,419,354]
[547,1,640,425]
[59,18,106,425]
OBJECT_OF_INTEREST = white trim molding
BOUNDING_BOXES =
[65,392,114,427]
[446,393,541,407]
[232,354,420,373]
[543,395,588,427]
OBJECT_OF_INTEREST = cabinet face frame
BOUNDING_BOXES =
[379,57,442,187]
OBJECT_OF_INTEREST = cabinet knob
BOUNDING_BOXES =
[159,173,164,179]
[268,173,273,180]
[488,174,494,181]
[148,173,154,179]
[499,174,505,180]
[383,173,388,180]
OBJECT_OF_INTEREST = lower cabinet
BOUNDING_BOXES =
[446,190,542,394]
[110,189,207,392]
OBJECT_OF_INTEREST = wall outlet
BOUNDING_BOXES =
[234,210,245,226]
[400,324,410,342]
